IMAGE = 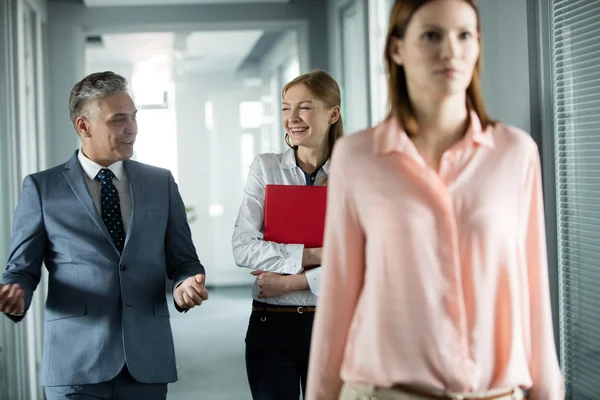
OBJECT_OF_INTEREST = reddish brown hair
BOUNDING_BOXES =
[385,0,493,135]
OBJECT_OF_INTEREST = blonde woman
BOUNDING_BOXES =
[232,69,344,399]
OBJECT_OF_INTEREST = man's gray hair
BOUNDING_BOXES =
[69,71,129,129]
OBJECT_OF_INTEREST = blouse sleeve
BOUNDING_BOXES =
[523,146,565,400]
[232,155,304,274]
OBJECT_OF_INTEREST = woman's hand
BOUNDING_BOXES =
[302,247,323,268]
[251,271,309,298]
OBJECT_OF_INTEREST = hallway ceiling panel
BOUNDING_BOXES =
[83,0,289,6]
[86,30,264,76]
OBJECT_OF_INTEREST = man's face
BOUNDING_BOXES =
[77,91,138,166]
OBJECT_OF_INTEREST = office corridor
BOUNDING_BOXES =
[1,0,599,399]
[168,286,253,400]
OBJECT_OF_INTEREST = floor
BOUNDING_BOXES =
[166,286,253,400]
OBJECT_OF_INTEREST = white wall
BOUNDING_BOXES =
[258,30,299,77]
[85,61,134,85]
[327,0,347,83]
[328,0,373,133]
[255,30,300,153]
[175,72,262,286]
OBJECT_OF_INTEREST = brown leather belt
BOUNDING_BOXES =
[391,385,521,400]
[252,306,316,314]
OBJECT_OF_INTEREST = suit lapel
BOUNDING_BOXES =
[123,160,144,253]
[62,152,118,253]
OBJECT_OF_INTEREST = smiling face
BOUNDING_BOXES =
[76,91,138,166]
[282,83,339,150]
[389,0,480,100]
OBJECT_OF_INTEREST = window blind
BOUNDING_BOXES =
[551,1,600,399]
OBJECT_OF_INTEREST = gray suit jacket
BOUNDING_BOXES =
[1,151,205,386]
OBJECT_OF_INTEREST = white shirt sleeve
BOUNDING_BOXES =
[232,156,304,275]
[305,267,322,296]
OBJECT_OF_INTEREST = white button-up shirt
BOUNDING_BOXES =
[232,148,328,306]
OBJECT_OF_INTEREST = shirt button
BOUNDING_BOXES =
[311,176,315,181]
[120,264,127,271]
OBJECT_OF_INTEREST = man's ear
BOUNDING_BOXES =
[329,105,341,124]
[75,116,91,138]
[389,37,404,66]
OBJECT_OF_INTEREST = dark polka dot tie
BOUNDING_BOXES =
[97,168,125,253]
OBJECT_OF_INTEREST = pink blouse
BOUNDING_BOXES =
[306,113,564,400]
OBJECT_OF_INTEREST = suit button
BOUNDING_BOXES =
[120,264,126,271]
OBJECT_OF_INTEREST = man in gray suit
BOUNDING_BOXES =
[0,71,208,399]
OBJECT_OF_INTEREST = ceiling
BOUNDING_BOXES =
[180,30,264,75]
[83,0,289,6]
[85,30,265,77]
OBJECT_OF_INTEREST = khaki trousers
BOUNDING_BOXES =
[339,382,525,400]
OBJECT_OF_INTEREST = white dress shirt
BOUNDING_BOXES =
[78,149,132,233]
[232,148,328,306]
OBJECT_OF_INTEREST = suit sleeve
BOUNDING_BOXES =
[164,171,205,311]
[1,175,46,322]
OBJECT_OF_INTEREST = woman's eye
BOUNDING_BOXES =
[422,31,441,41]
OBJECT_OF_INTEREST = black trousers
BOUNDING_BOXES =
[245,301,315,400]
[44,366,167,400]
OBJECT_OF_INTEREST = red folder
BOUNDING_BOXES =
[263,184,327,248]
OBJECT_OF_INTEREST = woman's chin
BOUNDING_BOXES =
[290,138,307,147]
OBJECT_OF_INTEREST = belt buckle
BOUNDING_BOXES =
[297,307,304,314]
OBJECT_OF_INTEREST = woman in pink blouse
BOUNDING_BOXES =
[306,1,564,400]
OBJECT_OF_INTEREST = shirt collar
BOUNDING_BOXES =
[373,110,495,158]
[468,112,495,147]
[281,147,330,174]
[77,149,124,181]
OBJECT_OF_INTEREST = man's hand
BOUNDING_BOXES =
[174,274,208,310]
[0,283,25,316]
[251,271,309,298]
